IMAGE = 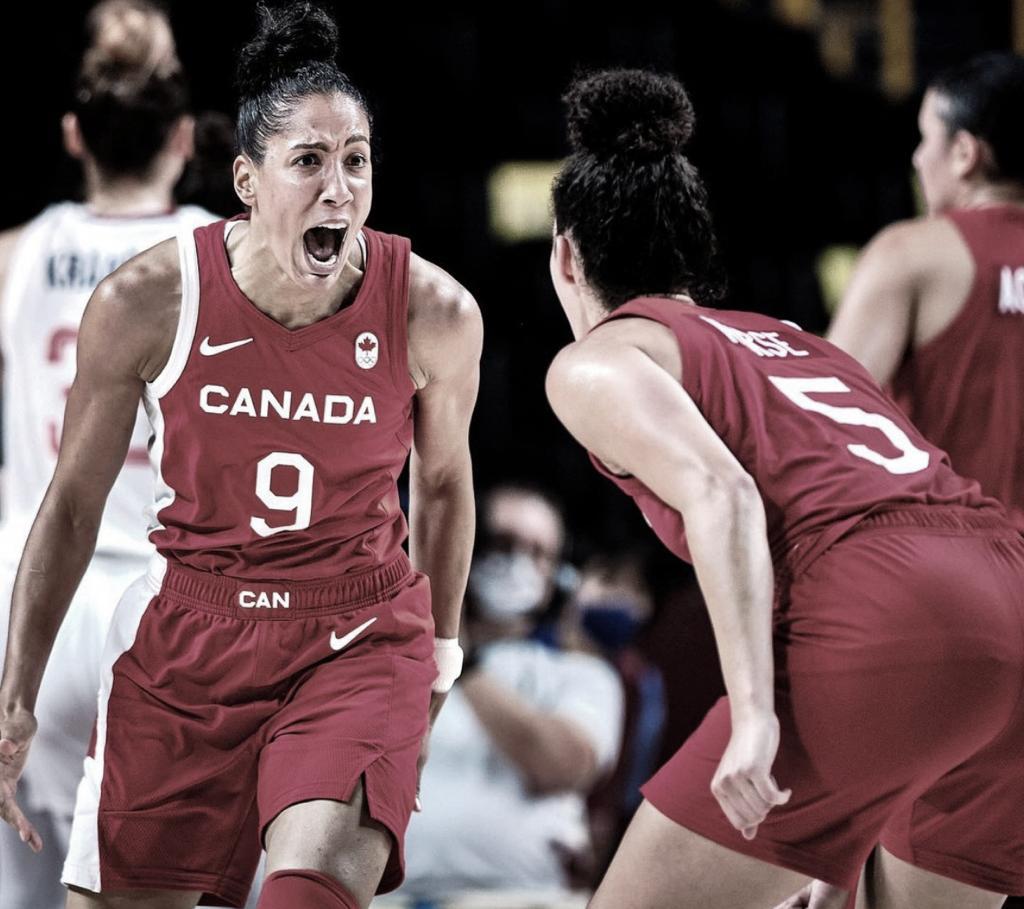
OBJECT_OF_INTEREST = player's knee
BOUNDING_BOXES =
[257,869,361,909]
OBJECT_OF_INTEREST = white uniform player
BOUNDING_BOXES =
[0,202,215,908]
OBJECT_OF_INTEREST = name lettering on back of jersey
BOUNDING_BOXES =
[239,590,290,609]
[46,249,135,290]
[700,315,809,358]
[199,386,377,424]
[998,266,1024,314]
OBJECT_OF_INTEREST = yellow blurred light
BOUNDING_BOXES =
[488,161,563,243]
[880,0,915,99]
[817,245,861,315]
[772,0,818,28]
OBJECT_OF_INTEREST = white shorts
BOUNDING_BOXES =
[0,550,149,817]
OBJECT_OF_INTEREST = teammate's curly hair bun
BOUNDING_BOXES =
[565,69,695,160]
[552,68,724,308]
[236,2,339,101]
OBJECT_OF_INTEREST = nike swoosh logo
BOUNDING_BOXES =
[329,616,378,652]
[199,336,254,356]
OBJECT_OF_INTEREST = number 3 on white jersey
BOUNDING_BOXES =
[251,451,314,537]
[769,376,929,476]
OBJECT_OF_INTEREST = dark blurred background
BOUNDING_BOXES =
[1,0,1017,558]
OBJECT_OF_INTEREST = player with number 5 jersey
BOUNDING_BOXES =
[0,5,481,909]
[545,70,1024,909]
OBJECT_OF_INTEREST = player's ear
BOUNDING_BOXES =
[233,154,257,209]
[950,129,986,180]
[62,113,85,161]
[551,232,579,287]
[170,115,196,162]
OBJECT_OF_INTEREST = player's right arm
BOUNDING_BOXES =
[0,225,26,298]
[0,239,180,850]
[826,221,924,385]
[0,225,28,497]
[547,325,788,840]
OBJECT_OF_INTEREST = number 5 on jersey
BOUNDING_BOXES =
[769,376,930,476]
[251,451,314,537]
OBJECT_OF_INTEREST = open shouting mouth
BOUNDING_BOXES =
[303,224,347,274]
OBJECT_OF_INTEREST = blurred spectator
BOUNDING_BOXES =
[0,2,218,906]
[174,108,240,217]
[396,484,624,904]
[561,549,666,884]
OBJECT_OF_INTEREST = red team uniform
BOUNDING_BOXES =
[61,217,435,907]
[891,204,1024,529]
[591,298,1024,894]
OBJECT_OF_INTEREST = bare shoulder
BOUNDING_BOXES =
[0,224,26,264]
[546,340,598,410]
[0,223,28,295]
[408,253,480,333]
[89,237,180,327]
[862,216,968,276]
[407,253,482,386]
[548,315,681,398]
[80,238,182,382]
[546,320,694,477]
[546,326,641,410]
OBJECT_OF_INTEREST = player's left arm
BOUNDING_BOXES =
[407,253,483,680]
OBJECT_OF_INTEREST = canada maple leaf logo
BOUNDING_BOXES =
[355,331,379,369]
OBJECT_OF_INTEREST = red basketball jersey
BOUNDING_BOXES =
[891,204,1024,528]
[589,298,996,578]
[143,218,414,580]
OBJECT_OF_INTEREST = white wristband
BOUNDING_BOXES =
[432,638,464,693]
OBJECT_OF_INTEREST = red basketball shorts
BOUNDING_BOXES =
[643,506,1024,894]
[61,552,435,907]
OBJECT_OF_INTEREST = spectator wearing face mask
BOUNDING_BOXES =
[394,484,624,904]
[562,550,668,885]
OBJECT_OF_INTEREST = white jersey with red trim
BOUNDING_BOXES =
[0,202,216,558]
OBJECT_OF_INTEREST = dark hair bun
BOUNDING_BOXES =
[565,69,695,160]
[237,1,339,99]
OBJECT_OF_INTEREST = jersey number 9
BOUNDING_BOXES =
[250,451,315,537]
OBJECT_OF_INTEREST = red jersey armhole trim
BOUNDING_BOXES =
[908,211,983,362]
[385,234,415,396]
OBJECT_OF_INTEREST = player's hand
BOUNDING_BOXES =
[414,690,448,812]
[710,709,790,840]
[772,880,849,909]
[0,706,42,852]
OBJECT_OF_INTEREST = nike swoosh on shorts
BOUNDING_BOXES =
[199,336,254,356]
[330,616,378,652]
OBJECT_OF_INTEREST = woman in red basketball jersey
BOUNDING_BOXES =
[0,4,480,909]
[828,53,1024,530]
[792,51,1024,909]
[545,69,1024,909]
